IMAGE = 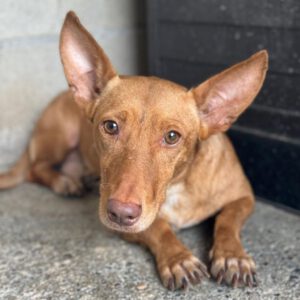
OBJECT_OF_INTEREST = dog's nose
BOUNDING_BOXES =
[107,199,141,226]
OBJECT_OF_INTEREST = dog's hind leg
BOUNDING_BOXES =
[29,132,84,196]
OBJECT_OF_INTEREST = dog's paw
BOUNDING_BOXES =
[210,254,257,288]
[158,251,209,291]
[52,175,84,197]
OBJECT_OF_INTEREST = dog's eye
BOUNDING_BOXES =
[103,120,119,135]
[164,130,181,145]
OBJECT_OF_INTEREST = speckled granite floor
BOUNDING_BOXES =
[0,183,299,300]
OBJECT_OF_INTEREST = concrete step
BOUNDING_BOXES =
[0,184,299,299]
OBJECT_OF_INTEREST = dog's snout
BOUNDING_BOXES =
[107,199,141,226]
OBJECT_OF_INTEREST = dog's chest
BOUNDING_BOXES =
[159,183,205,229]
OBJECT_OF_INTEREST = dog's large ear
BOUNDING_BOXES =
[60,11,117,114]
[191,50,268,139]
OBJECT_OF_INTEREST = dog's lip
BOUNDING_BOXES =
[101,215,141,233]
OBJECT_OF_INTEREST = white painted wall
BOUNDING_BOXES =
[0,0,146,170]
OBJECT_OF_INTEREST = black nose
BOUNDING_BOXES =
[107,199,142,226]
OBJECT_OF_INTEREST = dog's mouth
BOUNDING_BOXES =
[100,213,150,233]
[101,216,141,233]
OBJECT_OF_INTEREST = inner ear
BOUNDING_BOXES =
[192,50,268,138]
[60,11,117,106]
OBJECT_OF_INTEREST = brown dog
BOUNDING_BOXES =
[0,12,268,290]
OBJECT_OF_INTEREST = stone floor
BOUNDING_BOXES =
[0,183,299,300]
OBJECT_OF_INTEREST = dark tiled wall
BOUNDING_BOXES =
[147,0,300,210]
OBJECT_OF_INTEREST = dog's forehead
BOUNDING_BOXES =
[104,76,192,110]
[96,76,199,131]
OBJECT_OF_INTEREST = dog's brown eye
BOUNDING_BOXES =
[164,131,181,145]
[103,120,119,135]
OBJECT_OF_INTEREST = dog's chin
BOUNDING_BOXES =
[101,219,148,233]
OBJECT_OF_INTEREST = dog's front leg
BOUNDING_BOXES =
[123,218,209,290]
[210,196,257,288]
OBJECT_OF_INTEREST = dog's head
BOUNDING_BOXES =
[60,12,268,233]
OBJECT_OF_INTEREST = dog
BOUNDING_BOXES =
[0,11,268,290]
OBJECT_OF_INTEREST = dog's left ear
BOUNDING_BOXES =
[59,11,117,115]
[191,50,268,139]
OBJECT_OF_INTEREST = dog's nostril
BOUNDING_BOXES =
[107,198,141,226]
[110,212,118,218]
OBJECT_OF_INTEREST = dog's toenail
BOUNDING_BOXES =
[232,273,238,288]
[181,277,188,290]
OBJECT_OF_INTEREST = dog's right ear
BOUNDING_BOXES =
[60,11,117,115]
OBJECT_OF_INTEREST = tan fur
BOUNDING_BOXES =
[0,11,268,291]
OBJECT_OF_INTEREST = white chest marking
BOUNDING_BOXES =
[160,183,197,229]
[163,183,185,212]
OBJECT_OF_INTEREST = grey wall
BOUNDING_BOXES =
[147,0,300,209]
[0,0,146,170]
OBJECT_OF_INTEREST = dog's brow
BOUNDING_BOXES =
[98,110,129,122]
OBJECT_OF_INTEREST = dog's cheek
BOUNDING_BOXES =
[98,189,110,223]
[140,192,165,230]
[169,144,195,178]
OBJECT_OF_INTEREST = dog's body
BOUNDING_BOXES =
[0,12,268,290]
